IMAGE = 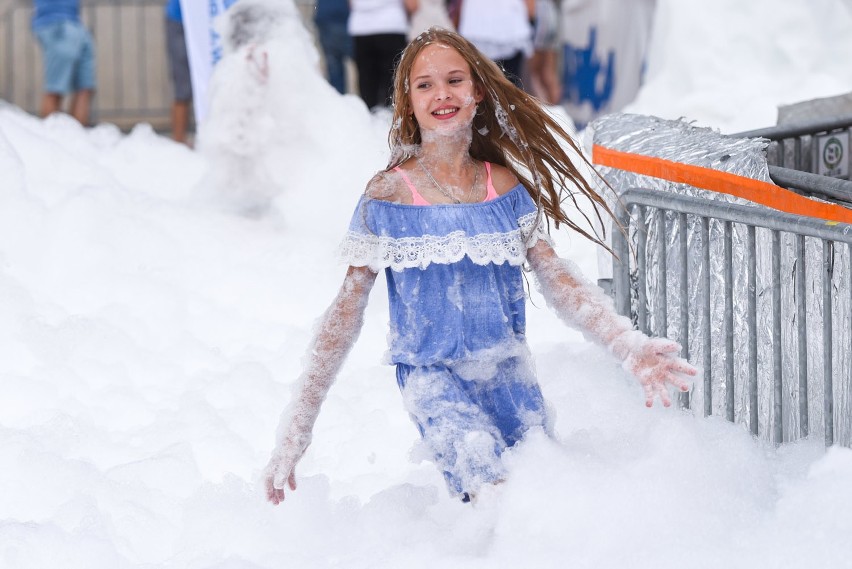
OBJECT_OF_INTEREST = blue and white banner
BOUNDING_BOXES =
[180,0,240,124]
[560,0,656,128]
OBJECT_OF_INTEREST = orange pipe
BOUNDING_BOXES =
[592,144,852,225]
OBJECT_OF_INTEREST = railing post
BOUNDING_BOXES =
[724,221,735,422]
[702,216,712,417]
[612,205,632,319]
[637,206,649,335]
[824,241,835,447]
[772,230,783,444]
[678,212,690,410]
[747,225,758,436]
[795,235,809,438]
[657,210,668,338]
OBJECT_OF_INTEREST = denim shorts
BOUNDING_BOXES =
[34,20,96,94]
[165,18,192,102]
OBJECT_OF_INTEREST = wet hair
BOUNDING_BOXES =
[387,27,615,249]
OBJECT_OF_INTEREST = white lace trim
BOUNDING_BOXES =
[341,211,551,270]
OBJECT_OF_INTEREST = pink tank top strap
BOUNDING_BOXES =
[483,161,499,202]
[393,166,431,206]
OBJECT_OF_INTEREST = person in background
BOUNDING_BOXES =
[407,0,453,40]
[165,0,193,144]
[348,0,418,110]
[526,0,562,104]
[314,0,352,94]
[31,0,96,125]
[456,0,534,88]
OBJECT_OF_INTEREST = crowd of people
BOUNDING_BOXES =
[315,0,565,110]
[28,0,627,141]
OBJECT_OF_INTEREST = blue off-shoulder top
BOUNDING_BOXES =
[340,184,550,370]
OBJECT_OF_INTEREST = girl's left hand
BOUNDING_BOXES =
[263,438,305,505]
[265,466,297,505]
[623,338,698,407]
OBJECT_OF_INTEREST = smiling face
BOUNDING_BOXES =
[408,43,483,135]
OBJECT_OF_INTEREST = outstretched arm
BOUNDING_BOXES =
[526,241,697,407]
[265,265,377,504]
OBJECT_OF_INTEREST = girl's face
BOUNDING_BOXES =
[408,43,483,135]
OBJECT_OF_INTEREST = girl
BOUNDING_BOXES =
[265,28,695,504]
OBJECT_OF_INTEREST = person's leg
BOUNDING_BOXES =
[526,50,546,101]
[69,89,92,125]
[375,33,406,108]
[40,93,63,117]
[317,21,349,94]
[166,18,193,142]
[170,99,191,143]
[396,364,508,498]
[495,52,525,89]
[541,49,562,104]
[353,34,381,109]
[34,21,77,118]
[70,23,96,125]
[352,34,371,107]
[458,355,549,447]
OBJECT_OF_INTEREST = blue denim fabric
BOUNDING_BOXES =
[34,19,95,93]
[396,355,547,496]
[316,21,352,94]
[32,0,79,29]
[345,184,538,367]
[314,0,349,24]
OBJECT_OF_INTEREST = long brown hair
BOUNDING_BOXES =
[387,27,614,248]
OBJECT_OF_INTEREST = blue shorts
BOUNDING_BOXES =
[34,20,96,94]
[165,18,192,102]
[396,356,548,497]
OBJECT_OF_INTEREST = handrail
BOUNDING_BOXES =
[732,114,852,140]
[768,166,852,205]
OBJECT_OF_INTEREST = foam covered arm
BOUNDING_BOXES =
[264,266,377,504]
[526,240,696,407]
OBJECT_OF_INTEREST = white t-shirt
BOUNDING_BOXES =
[348,0,409,36]
[408,0,454,40]
[459,0,532,60]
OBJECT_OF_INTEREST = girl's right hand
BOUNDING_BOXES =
[264,442,304,505]
[265,466,297,505]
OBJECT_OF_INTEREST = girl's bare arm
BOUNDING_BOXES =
[265,265,377,504]
[526,240,696,407]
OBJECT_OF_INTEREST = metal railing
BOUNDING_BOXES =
[734,115,852,180]
[612,188,852,447]
[768,166,852,206]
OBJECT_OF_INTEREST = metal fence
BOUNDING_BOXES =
[734,115,852,181]
[612,186,852,447]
